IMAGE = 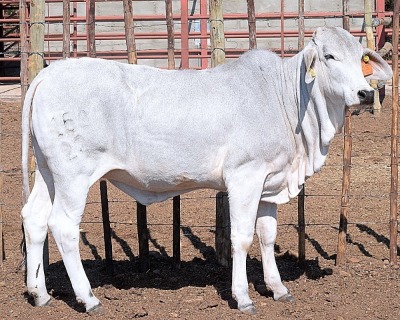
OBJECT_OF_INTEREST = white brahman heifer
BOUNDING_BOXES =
[21,27,392,314]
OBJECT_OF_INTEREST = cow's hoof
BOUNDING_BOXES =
[31,292,52,307]
[87,303,104,315]
[275,292,295,302]
[35,297,52,307]
[239,303,257,315]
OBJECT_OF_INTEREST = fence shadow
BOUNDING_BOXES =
[356,223,400,256]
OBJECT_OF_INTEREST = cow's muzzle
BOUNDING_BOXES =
[357,89,374,105]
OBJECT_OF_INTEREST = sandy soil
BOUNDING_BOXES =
[0,97,399,320]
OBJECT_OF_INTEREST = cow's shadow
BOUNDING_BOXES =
[42,227,332,312]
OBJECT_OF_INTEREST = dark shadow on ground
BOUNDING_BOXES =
[44,227,333,313]
[356,223,400,256]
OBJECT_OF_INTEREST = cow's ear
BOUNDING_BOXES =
[363,48,393,81]
[303,46,318,84]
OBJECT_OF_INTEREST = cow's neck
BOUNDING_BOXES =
[282,53,344,178]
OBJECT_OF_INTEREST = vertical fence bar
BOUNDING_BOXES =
[209,0,229,266]
[280,0,284,57]
[28,0,45,83]
[336,0,352,266]
[123,0,137,64]
[297,186,305,266]
[20,0,29,102]
[165,0,180,268]
[365,0,382,113]
[28,0,49,272]
[336,108,352,266]
[247,0,257,49]
[389,0,399,265]
[0,118,3,265]
[209,0,225,68]
[216,192,231,267]
[298,0,304,51]
[342,0,349,31]
[87,0,96,58]
[375,0,386,49]
[173,196,181,269]
[181,0,189,68]
[200,0,208,69]
[100,180,113,274]
[63,0,71,58]
[165,0,175,69]
[137,203,149,272]
[73,2,78,57]
[297,0,305,266]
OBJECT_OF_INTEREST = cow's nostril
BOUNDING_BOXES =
[357,90,374,104]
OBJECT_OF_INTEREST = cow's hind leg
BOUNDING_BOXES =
[256,202,294,302]
[48,177,101,313]
[22,168,53,306]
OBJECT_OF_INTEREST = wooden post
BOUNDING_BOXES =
[216,193,231,267]
[336,0,352,267]
[20,0,29,102]
[165,0,180,268]
[0,118,3,265]
[209,0,225,68]
[247,0,257,49]
[137,203,149,272]
[297,0,306,266]
[28,0,45,83]
[28,0,49,271]
[336,108,352,265]
[87,0,96,58]
[389,0,399,266]
[100,181,113,274]
[297,186,306,266]
[173,196,181,269]
[210,0,229,266]
[165,0,175,69]
[365,0,381,114]
[298,0,304,51]
[123,0,137,64]
[342,0,350,31]
[63,0,71,58]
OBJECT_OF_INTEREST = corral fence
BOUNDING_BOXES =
[0,0,399,272]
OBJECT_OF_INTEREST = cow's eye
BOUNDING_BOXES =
[324,54,335,60]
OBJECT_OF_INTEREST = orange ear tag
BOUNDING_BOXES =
[361,55,373,77]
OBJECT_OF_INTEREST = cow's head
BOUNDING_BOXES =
[302,27,392,109]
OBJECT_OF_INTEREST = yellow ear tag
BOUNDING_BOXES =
[363,55,370,63]
[309,68,316,78]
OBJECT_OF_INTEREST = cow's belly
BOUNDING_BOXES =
[104,168,226,205]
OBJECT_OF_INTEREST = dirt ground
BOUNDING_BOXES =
[0,96,399,320]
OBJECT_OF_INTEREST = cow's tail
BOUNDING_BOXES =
[21,77,42,205]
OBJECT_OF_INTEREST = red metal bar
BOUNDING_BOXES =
[2,28,381,44]
[0,11,373,24]
[180,0,189,69]
[200,0,208,68]
[375,0,386,49]
[280,0,284,57]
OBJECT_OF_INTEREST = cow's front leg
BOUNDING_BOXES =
[256,201,294,302]
[227,169,265,315]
